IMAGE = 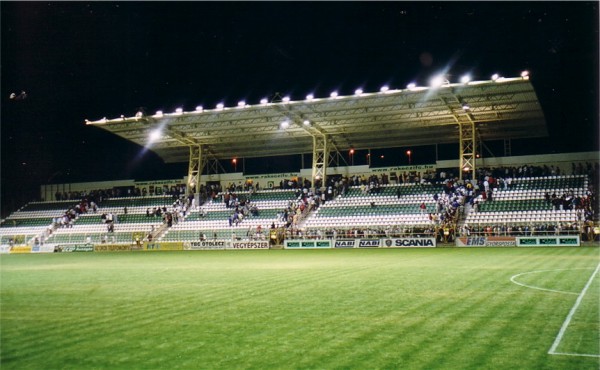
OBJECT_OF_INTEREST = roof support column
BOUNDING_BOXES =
[311,134,329,190]
[503,139,512,157]
[459,121,476,182]
[187,144,206,196]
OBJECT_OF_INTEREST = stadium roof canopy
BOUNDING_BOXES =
[87,76,546,162]
[87,75,547,185]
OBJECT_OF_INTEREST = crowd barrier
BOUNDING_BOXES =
[285,238,436,249]
[0,235,587,253]
[455,236,581,247]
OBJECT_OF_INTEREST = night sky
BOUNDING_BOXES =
[1,2,598,216]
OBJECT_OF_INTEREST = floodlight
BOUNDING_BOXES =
[521,70,529,79]
[462,104,470,111]
[237,101,246,107]
[306,94,314,100]
[460,75,471,84]
[216,103,224,110]
[303,120,311,126]
[330,91,338,98]
[280,120,290,129]
[175,108,183,114]
[155,110,163,117]
[380,85,389,92]
[491,74,499,81]
[260,98,268,105]
[149,129,161,141]
[354,88,363,95]
[407,83,416,89]
[195,106,203,112]
[430,74,445,88]
[282,96,290,103]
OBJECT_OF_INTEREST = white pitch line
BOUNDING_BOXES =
[510,269,590,295]
[548,262,600,357]
[550,351,600,358]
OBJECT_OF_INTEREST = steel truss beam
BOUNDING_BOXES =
[312,134,329,189]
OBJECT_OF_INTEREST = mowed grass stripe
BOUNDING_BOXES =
[2,251,371,368]
[2,248,599,369]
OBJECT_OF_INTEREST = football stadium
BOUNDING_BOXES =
[1,2,599,370]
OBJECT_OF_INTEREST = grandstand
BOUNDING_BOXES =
[1,75,598,250]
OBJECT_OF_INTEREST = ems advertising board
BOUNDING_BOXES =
[455,237,517,247]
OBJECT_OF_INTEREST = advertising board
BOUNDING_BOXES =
[58,244,95,252]
[334,240,357,248]
[358,239,381,248]
[94,244,131,252]
[144,242,184,251]
[382,238,436,248]
[184,240,228,250]
[284,240,332,249]
[31,244,57,253]
[455,236,517,247]
[9,245,32,254]
[229,241,270,249]
[516,236,580,247]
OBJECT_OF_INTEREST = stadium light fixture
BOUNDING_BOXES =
[280,120,290,129]
[521,70,529,79]
[407,82,416,90]
[216,103,225,110]
[195,106,203,112]
[354,88,363,95]
[460,75,471,84]
[155,110,163,117]
[175,108,183,114]
[330,91,338,98]
[491,73,499,81]
[430,74,445,88]
[380,85,389,92]
[149,129,162,141]
[306,94,314,101]
[282,96,291,103]
[237,101,246,108]
[260,98,268,105]
[303,120,311,126]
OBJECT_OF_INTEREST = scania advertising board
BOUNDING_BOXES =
[382,238,436,248]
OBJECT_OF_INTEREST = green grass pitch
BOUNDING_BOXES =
[1,247,599,369]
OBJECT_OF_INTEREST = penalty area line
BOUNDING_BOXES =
[548,262,600,357]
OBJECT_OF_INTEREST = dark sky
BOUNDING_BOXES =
[1,2,598,214]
